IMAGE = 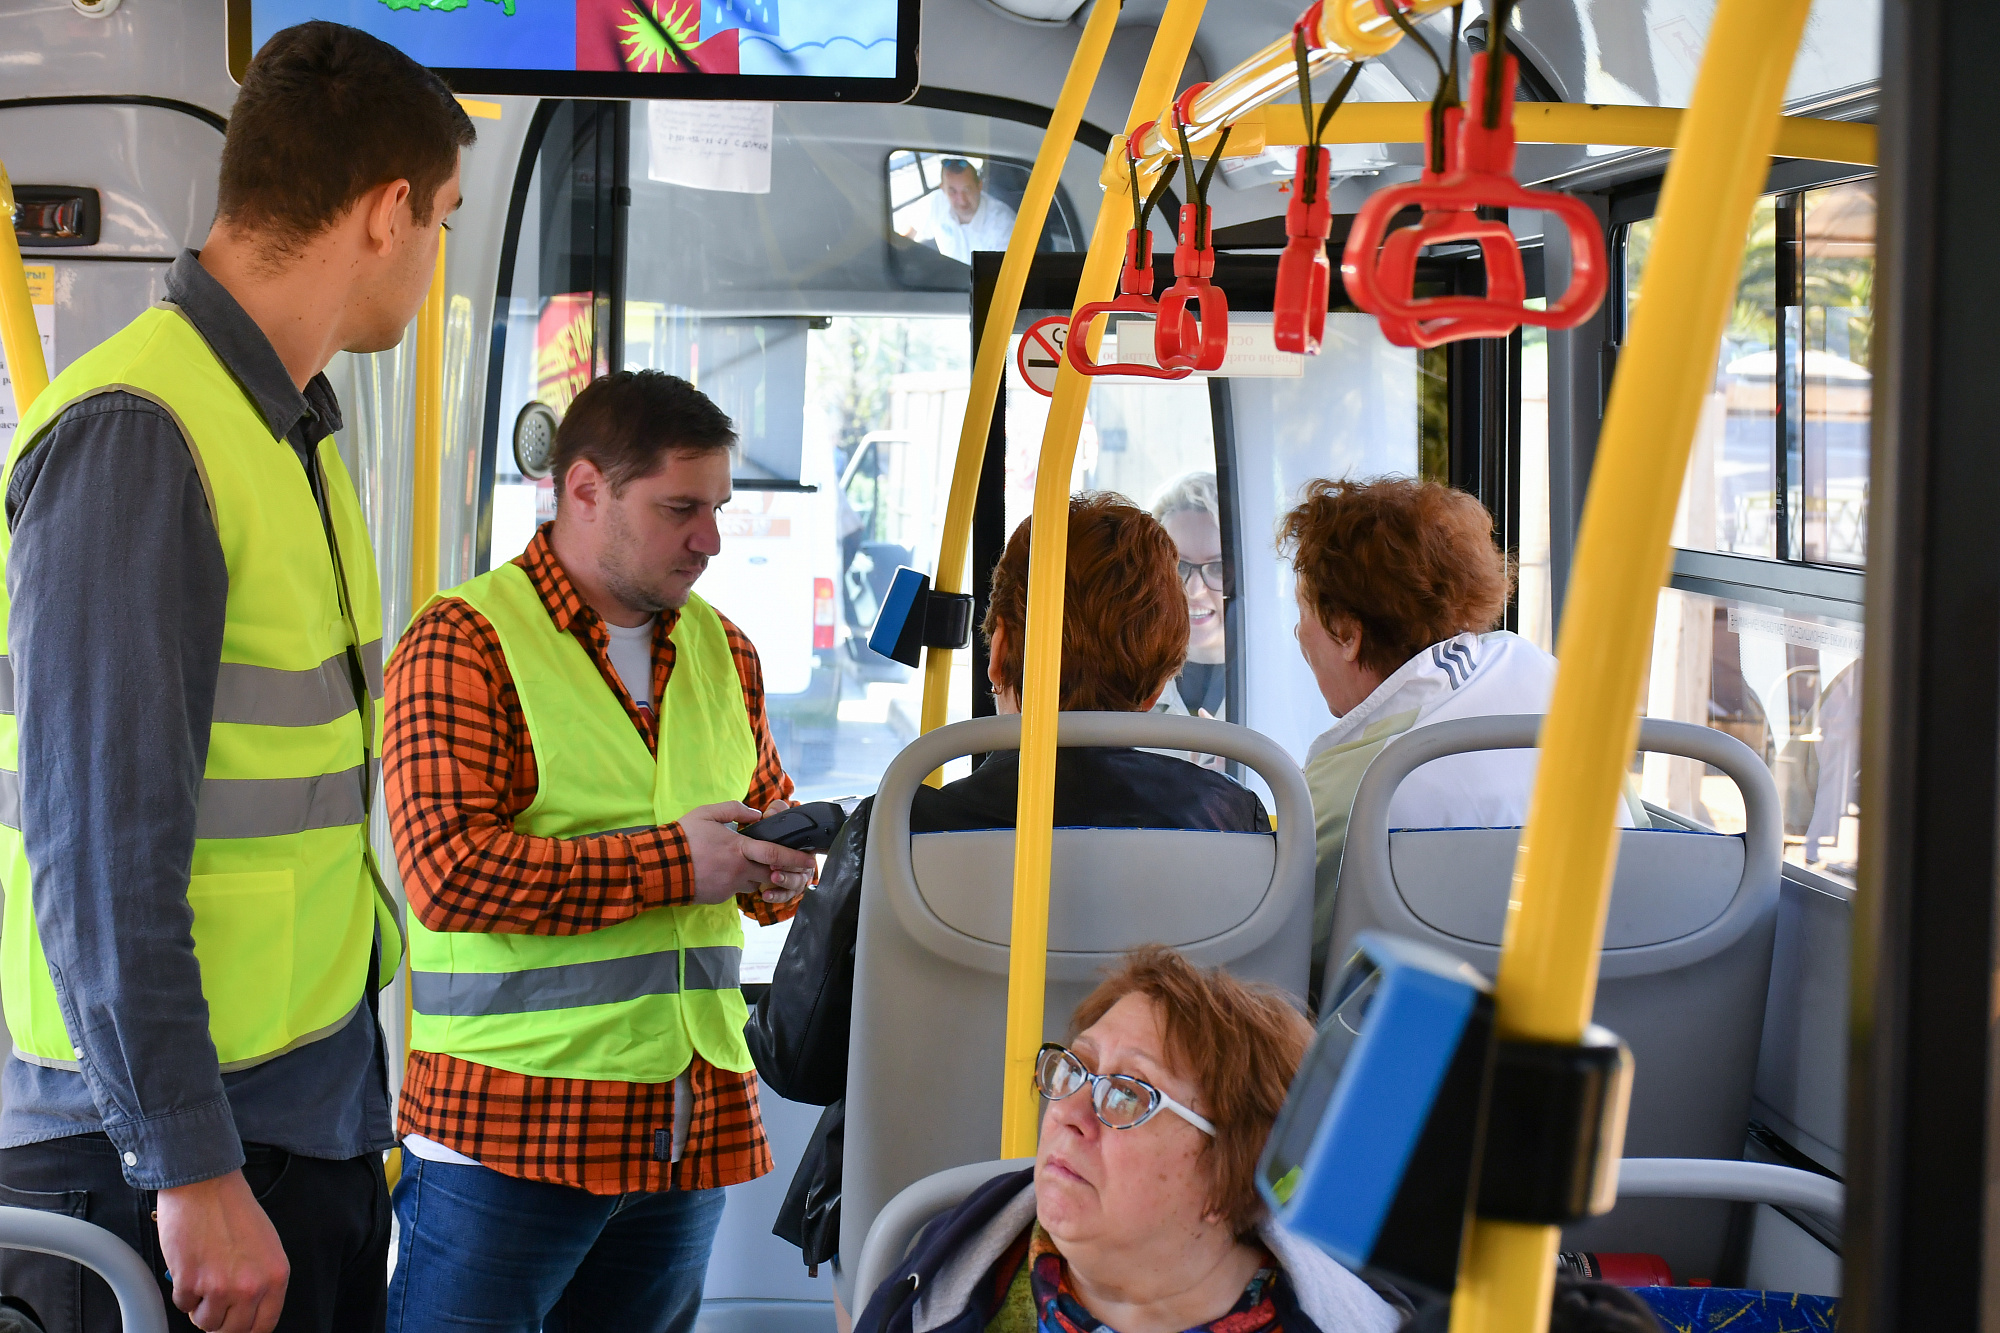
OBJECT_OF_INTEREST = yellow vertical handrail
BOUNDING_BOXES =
[411,233,448,614]
[0,162,50,420]
[916,0,1124,758]
[996,0,1213,1158]
[1448,1,1814,1330]
[389,234,449,1196]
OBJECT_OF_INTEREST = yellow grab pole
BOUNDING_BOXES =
[916,0,1124,757]
[1241,101,1876,167]
[411,232,448,613]
[389,233,448,1196]
[0,162,50,419]
[996,0,1209,1158]
[1447,1,1814,1329]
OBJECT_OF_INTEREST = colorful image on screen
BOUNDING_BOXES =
[254,0,898,80]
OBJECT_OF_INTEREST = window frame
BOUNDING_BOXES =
[1608,161,1876,623]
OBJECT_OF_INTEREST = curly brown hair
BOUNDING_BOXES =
[1070,946,1313,1236]
[982,493,1188,711]
[1277,477,1512,677]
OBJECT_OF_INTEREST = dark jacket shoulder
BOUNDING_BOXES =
[851,1167,1036,1333]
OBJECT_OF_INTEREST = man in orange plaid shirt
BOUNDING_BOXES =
[380,370,819,1332]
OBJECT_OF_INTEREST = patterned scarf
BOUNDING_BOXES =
[1024,1224,1287,1333]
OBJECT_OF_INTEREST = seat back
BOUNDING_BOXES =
[1328,715,1782,1280]
[838,713,1314,1305]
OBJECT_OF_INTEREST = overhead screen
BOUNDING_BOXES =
[227,0,918,101]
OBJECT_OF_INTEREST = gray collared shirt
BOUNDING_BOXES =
[0,250,393,1190]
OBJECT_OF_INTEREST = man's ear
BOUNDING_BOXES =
[362,179,415,256]
[561,459,606,519]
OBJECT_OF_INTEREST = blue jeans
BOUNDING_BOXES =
[386,1155,725,1333]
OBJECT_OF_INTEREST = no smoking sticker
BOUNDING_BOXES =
[1017,317,1069,397]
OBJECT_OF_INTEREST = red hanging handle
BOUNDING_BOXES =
[1068,123,1193,381]
[1155,85,1230,373]
[1340,52,1608,349]
[1275,145,1335,354]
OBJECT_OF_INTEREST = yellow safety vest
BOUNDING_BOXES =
[406,563,761,1083]
[0,302,397,1071]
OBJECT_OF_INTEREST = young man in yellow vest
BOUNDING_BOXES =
[380,370,820,1332]
[0,23,472,1333]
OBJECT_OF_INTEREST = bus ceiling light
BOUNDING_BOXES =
[1340,50,1609,348]
[977,0,1088,25]
[70,0,121,15]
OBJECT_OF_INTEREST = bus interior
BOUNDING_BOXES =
[1,0,1989,1327]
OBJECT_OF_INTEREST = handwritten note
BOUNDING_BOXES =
[648,101,775,195]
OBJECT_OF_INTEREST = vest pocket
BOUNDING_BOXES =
[187,870,296,1062]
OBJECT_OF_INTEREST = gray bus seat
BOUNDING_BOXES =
[1327,715,1781,1280]
[838,712,1314,1307]
[0,1206,168,1333]
[850,1156,1843,1316]
[852,1157,1035,1311]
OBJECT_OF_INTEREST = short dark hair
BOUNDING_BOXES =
[219,22,476,252]
[551,371,737,499]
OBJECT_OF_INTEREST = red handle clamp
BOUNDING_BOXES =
[1067,224,1193,381]
[1274,145,1335,354]
[1154,86,1230,373]
[1339,53,1609,349]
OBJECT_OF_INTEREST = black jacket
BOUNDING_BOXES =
[745,747,1270,1266]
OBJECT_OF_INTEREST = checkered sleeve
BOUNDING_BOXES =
[382,596,696,936]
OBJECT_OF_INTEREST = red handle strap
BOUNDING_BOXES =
[1156,87,1231,373]
[1339,53,1609,348]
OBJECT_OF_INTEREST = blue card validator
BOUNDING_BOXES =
[867,566,974,668]
[1258,933,1495,1296]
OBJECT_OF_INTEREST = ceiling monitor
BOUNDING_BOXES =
[226,0,920,102]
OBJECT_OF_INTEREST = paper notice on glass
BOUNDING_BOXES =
[0,265,56,449]
[648,101,774,195]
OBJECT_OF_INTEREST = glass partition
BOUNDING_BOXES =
[1643,586,1862,886]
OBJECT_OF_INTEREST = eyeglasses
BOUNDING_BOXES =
[1034,1043,1216,1136]
[1178,560,1226,593]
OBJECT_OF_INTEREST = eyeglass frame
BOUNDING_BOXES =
[1178,559,1227,593]
[1034,1043,1216,1137]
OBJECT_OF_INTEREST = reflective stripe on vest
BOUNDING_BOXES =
[405,563,761,1084]
[0,303,395,1072]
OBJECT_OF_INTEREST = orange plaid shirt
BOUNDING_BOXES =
[383,524,796,1194]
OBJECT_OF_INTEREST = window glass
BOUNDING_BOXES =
[482,101,1082,981]
[1518,319,1553,652]
[1799,180,1875,567]
[1626,181,1875,569]
[1643,587,1862,886]
[1627,200,1781,560]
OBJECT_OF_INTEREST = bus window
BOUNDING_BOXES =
[1518,312,1554,653]
[1624,180,1875,568]
[1644,587,1863,886]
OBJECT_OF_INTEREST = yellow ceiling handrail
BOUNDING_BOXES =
[1449,0,1815,1329]
[0,162,51,421]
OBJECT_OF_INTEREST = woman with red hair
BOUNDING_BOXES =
[1280,478,1640,1004]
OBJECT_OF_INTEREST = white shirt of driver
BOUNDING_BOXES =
[404,613,699,1171]
[922,187,1019,263]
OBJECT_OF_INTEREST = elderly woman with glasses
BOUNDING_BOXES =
[851,946,1402,1333]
